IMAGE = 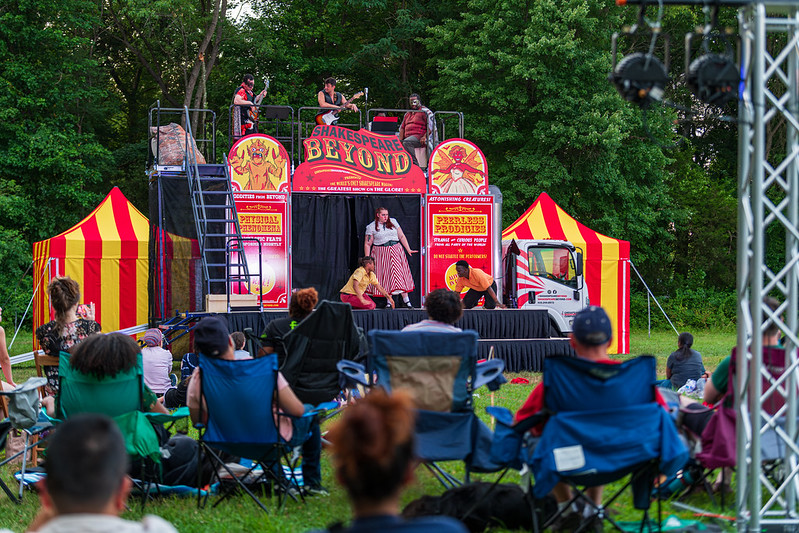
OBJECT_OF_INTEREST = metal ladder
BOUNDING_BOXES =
[182,108,250,300]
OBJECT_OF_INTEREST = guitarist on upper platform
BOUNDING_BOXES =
[232,73,267,140]
[317,77,359,126]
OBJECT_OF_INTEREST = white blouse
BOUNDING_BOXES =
[365,218,401,245]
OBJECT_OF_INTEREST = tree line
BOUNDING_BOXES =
[0,0,757,326]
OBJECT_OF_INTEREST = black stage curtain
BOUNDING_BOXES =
[292,194,357,302]
[354,196,422,307]
[292,194,422,304]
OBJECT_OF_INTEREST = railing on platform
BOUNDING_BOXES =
[228,104,296,164]
[147,101,217,169]
[297,106,363,161]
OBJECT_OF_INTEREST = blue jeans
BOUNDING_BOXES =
[655,378,674,389]
[277,404,322,487]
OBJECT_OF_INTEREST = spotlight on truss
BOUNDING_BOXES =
[609,52,670,108]
[685,48,739,107]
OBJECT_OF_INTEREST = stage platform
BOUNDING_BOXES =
[217,308,574,373]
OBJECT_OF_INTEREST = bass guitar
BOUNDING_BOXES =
[315,91,364,125]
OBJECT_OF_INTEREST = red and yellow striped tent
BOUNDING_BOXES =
[32,187,149,345]
[502,192,630,354]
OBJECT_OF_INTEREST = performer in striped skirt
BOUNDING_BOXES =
[364,207,416,308]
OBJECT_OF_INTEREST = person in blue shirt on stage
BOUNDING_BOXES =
[313,389,467,533]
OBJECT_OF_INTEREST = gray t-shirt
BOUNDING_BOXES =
[667,348,705,389]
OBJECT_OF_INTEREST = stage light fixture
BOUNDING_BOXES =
[609,52,670,109]
[686,53,739,107]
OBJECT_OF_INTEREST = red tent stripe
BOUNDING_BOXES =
[538,196,566,240]
[112,192,139,328]
[80,215,103,322]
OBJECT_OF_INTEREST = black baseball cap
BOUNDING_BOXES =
[572,306,612,346]
[194,317,231,357]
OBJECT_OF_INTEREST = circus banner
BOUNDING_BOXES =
[425,196,494,294]
[428,139,489,195]
[232,192,290,308]
[293,125,426,193]
[228,134,290,192]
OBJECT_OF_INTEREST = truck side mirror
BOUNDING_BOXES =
[575,252,583,277]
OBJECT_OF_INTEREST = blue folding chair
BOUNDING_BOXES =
[196,353,326,513]
[0,377,51,504]
[339,329,505,488]
[524,356,688,532]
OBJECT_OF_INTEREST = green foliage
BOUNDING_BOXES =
[425,0,678,272]
[0,0,111,316]
[631,287,737,331]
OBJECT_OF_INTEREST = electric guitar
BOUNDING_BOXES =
[315,91,364,125]
[248,78,269,122]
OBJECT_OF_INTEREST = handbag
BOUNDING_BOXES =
[696,401,737,468]
[696,358,737,469]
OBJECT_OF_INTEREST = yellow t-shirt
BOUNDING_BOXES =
[341,267,379,295]
[454,267,493,292]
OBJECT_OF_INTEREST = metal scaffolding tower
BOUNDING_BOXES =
[737,3,799,531]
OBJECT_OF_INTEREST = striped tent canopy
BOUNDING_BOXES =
[502,192,630,354]
[33,187,149,346]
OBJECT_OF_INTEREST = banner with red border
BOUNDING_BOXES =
[425,196,494,295]
[228,134,290,192]
[428,139,489,195]
[232,192,290,307]
[293,125,426,193]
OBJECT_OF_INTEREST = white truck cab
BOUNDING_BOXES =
[502,239,589,335]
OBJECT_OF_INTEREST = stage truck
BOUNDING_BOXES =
[502,239,589,336]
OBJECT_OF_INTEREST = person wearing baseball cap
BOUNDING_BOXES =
[186,317,329,497]
[514,306,615,532]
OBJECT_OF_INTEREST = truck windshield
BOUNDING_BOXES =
[527,246,578,288]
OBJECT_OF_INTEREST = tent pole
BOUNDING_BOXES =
[10,258,52,349]
[629,260,678,335]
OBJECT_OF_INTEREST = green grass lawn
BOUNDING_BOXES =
[0,328,738,532]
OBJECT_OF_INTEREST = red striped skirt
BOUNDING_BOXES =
[366,243,414,295]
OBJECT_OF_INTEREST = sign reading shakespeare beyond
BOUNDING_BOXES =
[425,195,494,295]
[293,125,427,193]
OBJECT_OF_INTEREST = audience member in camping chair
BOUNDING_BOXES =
[339,328,506,489]
[26,413,177,533]
[402,288,463,332]
[278,296,364,407]
[38,333,194,497]
[260,287,318,364]
[187,317,329,497]
[515,306,685,532]
[41,334,170,419]
[314,389,467,533]
[678,296,785,498]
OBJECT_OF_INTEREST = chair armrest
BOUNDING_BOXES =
[305,401,338,416]
[337,360,369,387]
[144,406,189,425]
[474,359,506,391]
[485,405,547,435]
